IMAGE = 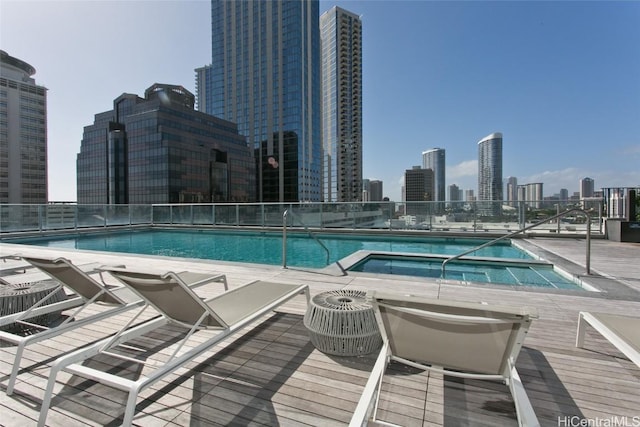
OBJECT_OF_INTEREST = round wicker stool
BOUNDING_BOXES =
[303,290,382,356]
[0,280,67,334]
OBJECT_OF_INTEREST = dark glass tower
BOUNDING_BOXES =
[198,0,322,202]
[77,84,255,204]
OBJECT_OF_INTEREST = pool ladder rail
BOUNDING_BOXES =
[282,209,347,275]
[441,207,592,282]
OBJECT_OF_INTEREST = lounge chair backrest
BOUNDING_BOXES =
[108,269,225,328]
[22,256,121,305]
[371,291,536,377]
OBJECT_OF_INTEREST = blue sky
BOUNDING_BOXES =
[1,0,638,202]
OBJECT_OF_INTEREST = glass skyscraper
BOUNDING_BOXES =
[77,84,255,204]
[477,132,503,216]
[321,6,362,202]
[422,148,445,207]
[198,0,322,202]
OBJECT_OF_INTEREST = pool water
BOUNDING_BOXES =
[8,229,530,268]
[349,255,579,289]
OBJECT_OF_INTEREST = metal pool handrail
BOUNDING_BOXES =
[441,208,591,280]
[282,209,331,269]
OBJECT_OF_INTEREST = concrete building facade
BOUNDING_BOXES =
[0,50,47,204]
[321,6,363,202]
[422,148,445,203]
[477,132,503,216]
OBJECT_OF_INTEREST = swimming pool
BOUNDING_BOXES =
[5,228,587,289]
[348,254,580,289]
[7,228,530,268]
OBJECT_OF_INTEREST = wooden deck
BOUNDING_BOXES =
[0,237,639,426]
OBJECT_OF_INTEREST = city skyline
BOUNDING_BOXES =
[1,1,638,202]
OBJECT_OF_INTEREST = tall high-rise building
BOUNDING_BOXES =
[580,177,595,199]
[422,148,445,204]
[477,132,503,215]
[321,6,362,202]
[197,0,322,202]
[0,50,47,204]
[77,84,255,204]
[506,176,518,206]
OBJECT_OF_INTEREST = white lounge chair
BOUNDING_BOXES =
[576,312,640,367]
[38,267,309,427]
[0,254,32,276]
[0,255,227,396]
[349,291,540,427]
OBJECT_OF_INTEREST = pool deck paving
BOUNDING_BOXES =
[0,236,639,426]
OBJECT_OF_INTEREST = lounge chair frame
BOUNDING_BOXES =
[576,311,640,367]
[38,268,308,427]
[349,291,539,427]
[0,255,226,396]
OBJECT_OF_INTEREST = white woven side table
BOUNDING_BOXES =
[303,290,382,356]
[0,280,67,333]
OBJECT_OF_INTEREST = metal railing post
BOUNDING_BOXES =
[586,219,591,275]
[282,209,288,269]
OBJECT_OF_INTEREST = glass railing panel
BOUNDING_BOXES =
[130,205,152,225]
[263,203,288,227]
[237,204,262,226]
[105,205,132,226]
[213,205,236,225]
[0,205,41,232]
[42,204,76,230]
[292,203,322,228]
[171,205,193,225]
[152,206,171,224]
[0,201,606,235]
[76,205,106,228]
[193,205,213,225]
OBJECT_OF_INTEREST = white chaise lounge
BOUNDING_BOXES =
[349,291,540,427]
[0,255,226,396]
[576,312,640,367]
[38,267,309,427]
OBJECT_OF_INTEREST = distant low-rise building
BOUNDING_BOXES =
[404,166,434,216]
[580,177,594,199]
[369,180,383,202]
[518,182,544,208]
[77,84,255,204]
